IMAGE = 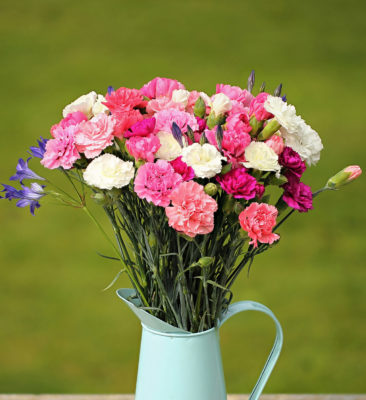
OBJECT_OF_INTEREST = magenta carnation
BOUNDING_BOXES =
[126,134,161,162]
[124,117,156,138]
[141,77,185,99]
[282,175,313,212]
[279,147,306,180]
[249,93,273,121]
[216,167,259,200]
[154,109,198,134]
[134,160,183,207]
[41,124,80,169]
[169,156,195,181]
[239,202,280,248]
[75,113,116,159]
[165,181,218,237]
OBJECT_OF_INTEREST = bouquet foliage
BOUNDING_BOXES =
[1,72,361,332]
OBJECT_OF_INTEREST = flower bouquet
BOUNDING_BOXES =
[1,72,361,399]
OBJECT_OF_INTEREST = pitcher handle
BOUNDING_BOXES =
[219,301,283,400]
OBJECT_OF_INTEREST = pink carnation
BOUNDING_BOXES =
[265,135,284,155]
[74,113,116,159]
[216,167,259,199]
[169,156,195,181]
[111,109,143,139]
[165,181,218,237]
[226,112,252,134]
[124,117,156,138]
[51,112,88,135]
[154,109,198,134]
[103,87,146,113]
[239,202,280,248]
[216,84,253,107]
[249,93,273,121]
[222,129,251,166]
[146,97,185,114]
[229,100,249,116]
[126,134,161,162]
[141,77,185,99]
[134,160,183,207]
[41,124,80,169]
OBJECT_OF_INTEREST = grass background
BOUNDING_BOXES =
[0,0,365,393]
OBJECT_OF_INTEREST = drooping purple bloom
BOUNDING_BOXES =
[1,182,46,215]
[107,86,115,95]
[28,136,48,159]
[9,158,45,184]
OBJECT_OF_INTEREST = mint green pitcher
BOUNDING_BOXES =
[117,288,283,400]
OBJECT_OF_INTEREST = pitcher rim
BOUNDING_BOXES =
[141,322,218,337]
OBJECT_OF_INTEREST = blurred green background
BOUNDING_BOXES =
[0,0,365,394]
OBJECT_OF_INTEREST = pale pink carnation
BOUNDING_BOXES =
[265,135,285,155]
[51,112,87,135]
[239,202,280,248]
[229,100,249,116]
[165,181,218,237]
[216,84,253,107]
[146,97,185,114]
[134,160,183,207]
[249,93,273,121]
[41,124,80,169]
[75,113,116,159]
[126,134,161,162]
[226,112,252,134]
[154,109,198,134]
[141,77,185,99]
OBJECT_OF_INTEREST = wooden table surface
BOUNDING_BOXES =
[1,395,365,400]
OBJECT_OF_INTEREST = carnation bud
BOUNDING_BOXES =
[198,257,214,268]
[249,116,263,136]
[234,202,244,215]
[325,165,362,189]
[257,119,281,141]
[220,163,232,175]
[194,97,206,118]
[273,83,282,97]
[91,192,107,205]
[247,70,255,93]
[259,81,266,92]
[199,131,208,145]
[204,183,218,196]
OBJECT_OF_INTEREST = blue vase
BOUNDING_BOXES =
[117,288,283,400]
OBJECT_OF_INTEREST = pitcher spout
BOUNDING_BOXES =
[116,288,189,334]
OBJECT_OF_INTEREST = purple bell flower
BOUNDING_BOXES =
[10,158,45,184]
[28,136,48,159]
[1,182,46,215]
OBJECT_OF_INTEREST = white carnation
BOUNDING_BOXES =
[264,95,302,133]
[172,89,190,107]
[63,91,98,119]
[211,93,232,115]
[92,94,109,116]
[243,142,281,174]
[181,143,226,178]
[155,131,183,161]
[281,121,323,166]
[265,95,323,165]
[83,154,135,190]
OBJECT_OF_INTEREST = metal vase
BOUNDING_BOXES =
[117,288,283,400]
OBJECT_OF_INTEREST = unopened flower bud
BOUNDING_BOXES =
[249,116,263,136]
[257,119,281,141]
[92,192,107,205]
[194,97,206,118]
[206,111,225,129]
[234,202,244,215]
[326,165,362,189]
[198,257,214,268]
[204,183,218,196]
